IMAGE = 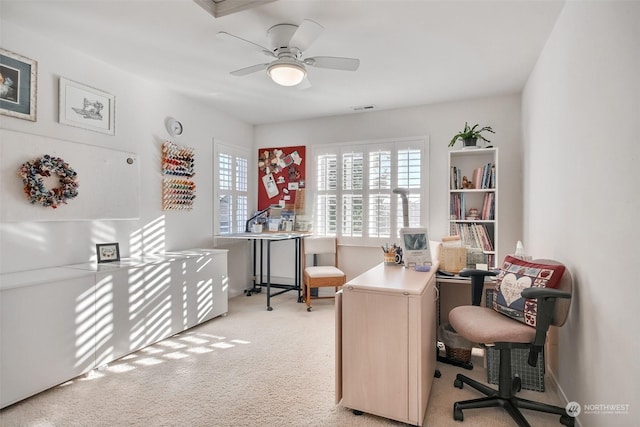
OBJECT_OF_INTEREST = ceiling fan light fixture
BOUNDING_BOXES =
[267,61,306,86]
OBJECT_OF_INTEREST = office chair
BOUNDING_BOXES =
[302,236,346,312]
[448,257,574,427]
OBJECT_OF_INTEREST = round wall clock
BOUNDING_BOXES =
[166,117,183,137]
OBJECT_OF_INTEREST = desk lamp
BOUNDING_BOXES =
[393,188,410,227]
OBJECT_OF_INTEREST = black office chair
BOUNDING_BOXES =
[448,258,574,427]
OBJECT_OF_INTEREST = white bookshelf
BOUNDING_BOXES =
[448,148,498,269]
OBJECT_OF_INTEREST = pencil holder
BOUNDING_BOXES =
[384,253,396,265]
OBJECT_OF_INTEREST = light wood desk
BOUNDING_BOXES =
[336,262,438,426]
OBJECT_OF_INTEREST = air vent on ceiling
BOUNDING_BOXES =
[352,105,376,112]
[193,0,277,18]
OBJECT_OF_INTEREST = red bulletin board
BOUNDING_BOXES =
[257,145,305,210]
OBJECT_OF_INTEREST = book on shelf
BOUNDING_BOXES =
[450,193,467,220]
[450,166,462,190]
[481,192,495,220]
[450,193,458,219]
[490,164,496,188]
[449,223,494,252]
[472,167,482,190]
[481,162,495,189]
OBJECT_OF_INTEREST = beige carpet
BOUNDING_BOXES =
[0,292,568,426]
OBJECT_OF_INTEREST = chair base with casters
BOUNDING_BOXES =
[452,342,574,427]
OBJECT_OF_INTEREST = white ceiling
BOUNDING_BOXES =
[1,0,565,125]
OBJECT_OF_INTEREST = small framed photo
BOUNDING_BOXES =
[0,48,37,121]
[96,243,120,263]
[400,227,432,268]
[59,77,115,135]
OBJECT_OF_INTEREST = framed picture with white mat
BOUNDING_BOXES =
[400,227,432,268]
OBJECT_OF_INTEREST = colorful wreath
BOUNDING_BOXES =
[18,155,79,209]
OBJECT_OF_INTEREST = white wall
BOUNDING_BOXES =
[522,2,639,425]
[255,95,523,280]
[0,21,254,296]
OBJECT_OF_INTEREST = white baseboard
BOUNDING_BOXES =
[547,368,582,427]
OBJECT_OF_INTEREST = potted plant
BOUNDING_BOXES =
[449,122,495,148]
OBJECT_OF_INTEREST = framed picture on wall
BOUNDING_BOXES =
[0,48,37,121]
[96,243,120,263]
[59,77,115,135]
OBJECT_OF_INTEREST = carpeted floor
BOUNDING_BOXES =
[0,292,568,426]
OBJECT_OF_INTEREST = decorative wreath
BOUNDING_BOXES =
[18,155,79,208]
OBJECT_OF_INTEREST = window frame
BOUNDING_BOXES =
[310,136,429,246]
[213,140,252,235]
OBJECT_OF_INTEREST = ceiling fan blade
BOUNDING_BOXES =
[230,63,270,76]
[289,19,323,51]
[296,76,312,90]
[304,56,360,71]
[217,31,275,57]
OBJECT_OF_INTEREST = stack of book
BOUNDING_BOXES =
[449,223,494,252]
[481,193,495,220]
[470,162,495,189]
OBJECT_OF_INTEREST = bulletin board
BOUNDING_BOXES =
[0,129,139,221]
[257,145,305,210]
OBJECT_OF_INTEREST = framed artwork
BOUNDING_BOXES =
[59,77,115,135]
[96,243,120,263]
[0,48,37,121]
[399,227,432,267]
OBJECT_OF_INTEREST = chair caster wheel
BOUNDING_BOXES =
[454,378,463,389]
[434,369,441,378]
[267,306,273,311]
[560,415,575,426]
[307,307,312,312]
[353,409,363,416]
[512,376,522,394]
[453,404,464,421]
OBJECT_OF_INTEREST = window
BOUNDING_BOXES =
[312,138,427,244]
[215,142,249,234]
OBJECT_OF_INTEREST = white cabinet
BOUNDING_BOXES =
[449,148,498,268]
[167,250,229,329]
[336,263,437,426]
[0,268,96,408]
[0,249,228,408]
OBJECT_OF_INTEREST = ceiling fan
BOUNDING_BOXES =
[217,19,360,87]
